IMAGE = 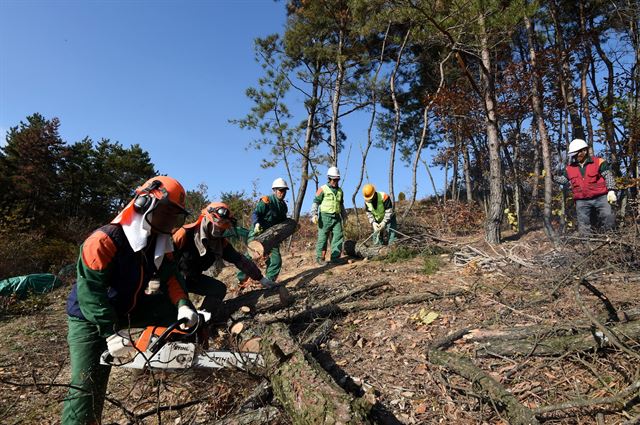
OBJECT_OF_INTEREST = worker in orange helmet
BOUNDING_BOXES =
[62,176,197,424]
[362,183,397,245]
[173,202,276,313]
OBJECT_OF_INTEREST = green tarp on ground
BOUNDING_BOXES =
[0,273,63,299]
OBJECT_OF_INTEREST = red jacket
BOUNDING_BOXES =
[566,156,608,200]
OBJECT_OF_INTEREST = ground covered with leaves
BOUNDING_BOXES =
[1,208,639,424]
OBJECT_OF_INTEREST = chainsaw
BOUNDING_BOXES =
[100,312,264,371]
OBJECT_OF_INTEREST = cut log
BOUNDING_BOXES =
[231,322,244,335]
[475,319,640,357]
[241,337,262,353]
[343,239,389,259]
[429,349,539,425]
[247,218,297,260]
[260,323,372,424]
[260,290,463,324]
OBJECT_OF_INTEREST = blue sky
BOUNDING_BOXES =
[0,0,442,213]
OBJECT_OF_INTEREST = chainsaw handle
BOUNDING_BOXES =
[148,317,189,354]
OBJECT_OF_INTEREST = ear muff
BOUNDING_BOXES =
[133,180,163,213]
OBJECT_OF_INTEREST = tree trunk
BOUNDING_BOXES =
[524,13,557,240]
[549,0,585,140]
[388,28,411,204]
[293,65,320,221]
[247,219,297,260]
[479,12,503,244]
[463,142,473,203]
[260,323,372,424]
[330,29,345,166]
[591,31,621,174]
[405,51,452,218]
[352,24,390,226]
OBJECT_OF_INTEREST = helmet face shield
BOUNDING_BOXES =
[146,198,188,234]
[202,203,236,235]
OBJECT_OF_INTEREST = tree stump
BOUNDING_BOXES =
[247,218,297,260]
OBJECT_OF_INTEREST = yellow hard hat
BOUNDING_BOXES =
[363,183,376,201]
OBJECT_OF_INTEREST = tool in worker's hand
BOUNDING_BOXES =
[100,311,264,371]
[389,227,421,243]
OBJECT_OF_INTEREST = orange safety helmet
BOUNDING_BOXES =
[201,202,235,231]
[362,183,376,201]
[133,176,190,216]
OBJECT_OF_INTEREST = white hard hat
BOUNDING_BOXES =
[327,166,340,179]
[568,139,588,155]
[271,177,289,189]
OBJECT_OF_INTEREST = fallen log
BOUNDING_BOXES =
[216,406,280,425]
[223,286,293,319]
[532,378,640,416]
[260,322,372,424]
[238,380,273,413]
[429,349,539,425]
[259,290,463,324]
[247,219,297,260]
[343,239,389,259]
[475,319,640,358]
[301,319,334,352]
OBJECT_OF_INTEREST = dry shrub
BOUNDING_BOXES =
[403,199,485,236]
[0,230,77,279]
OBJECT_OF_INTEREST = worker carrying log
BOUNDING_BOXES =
[553,138,617,235]
[173,202,276,313]
[362,183,397,245]
[311,166,347,265]
[237,178,289,283]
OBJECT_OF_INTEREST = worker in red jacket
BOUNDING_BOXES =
[555,139,617,235]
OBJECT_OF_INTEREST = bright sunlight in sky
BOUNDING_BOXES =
[0,0,442,212]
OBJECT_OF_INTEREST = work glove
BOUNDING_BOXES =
[253,223,263,235]
[311,215,318,225]
[106,332,137,360]
[260,276,278,289]
[372,222,381,233]
[177,305,198,330]
[607,190,617,204]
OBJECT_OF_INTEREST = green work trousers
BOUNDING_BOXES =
[62,298,178,424]
[316,212,344,261]
[237,245,281,282]
[62,317,110,425]
[373,215,398,245]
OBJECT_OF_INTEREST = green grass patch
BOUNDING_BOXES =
[383,246,420,263]
[422,255,440,275]
[0,292,53,319]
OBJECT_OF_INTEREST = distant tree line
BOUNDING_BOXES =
[0,113,157,234]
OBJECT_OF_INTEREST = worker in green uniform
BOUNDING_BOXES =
[362,183,397,245]
[62,176,197,425]
[311,167,347,265]
[237,178,289,282]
